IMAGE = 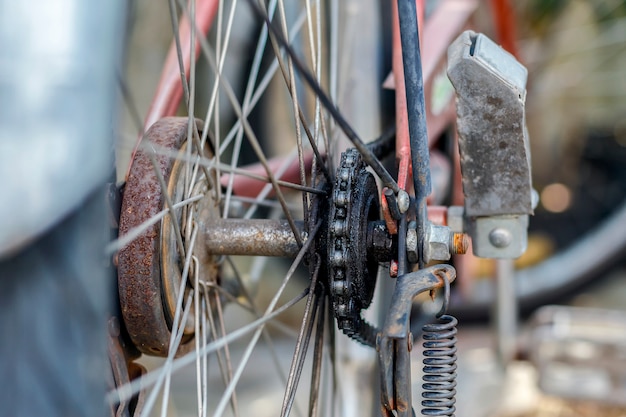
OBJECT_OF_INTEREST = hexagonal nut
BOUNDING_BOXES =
[426,224,452,262]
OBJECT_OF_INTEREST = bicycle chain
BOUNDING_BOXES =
[328,148,380,347]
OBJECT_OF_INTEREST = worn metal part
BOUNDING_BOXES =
[328,148,381,346]
[471,215,528,258]
[202,218,393,262]
[425,223,454,263]
[447,31,533,259]
[450,233,470,255]
[368,220,396,263]
[378,264,457,417]
[447,30,532,217]
[160,137,219,337]
[107,316,146,417]
[494,259,517,365]
[118,117,216,356]
[203,219,306,257]
[408,221,468,264]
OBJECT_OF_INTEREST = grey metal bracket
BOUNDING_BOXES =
[447,31,534,259]
[378,264,457,416]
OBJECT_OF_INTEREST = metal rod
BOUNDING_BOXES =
[203,219,306,257]
[397,0,431,268]
[494,259,517,365]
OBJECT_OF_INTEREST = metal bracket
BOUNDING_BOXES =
[447,31,534,258]
[378,264,457,416]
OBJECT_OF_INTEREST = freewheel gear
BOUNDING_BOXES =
[328,148,380,346]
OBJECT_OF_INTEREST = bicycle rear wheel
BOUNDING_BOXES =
[114,1,390,415]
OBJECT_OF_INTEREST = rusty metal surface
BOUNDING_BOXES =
[107,317,146,417]
[118,117,201,356]
[160,137,218,338]
[203,219,305,257]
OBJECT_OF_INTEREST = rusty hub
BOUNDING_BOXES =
[117,117,218,356]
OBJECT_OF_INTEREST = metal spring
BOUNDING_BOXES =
[421,314,458,416]
[421,272,457,417]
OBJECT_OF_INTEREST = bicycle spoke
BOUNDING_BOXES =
[134,139,325,195]
[307,289,326,417]
[106,194,204,255]
[280,255,322,417]
[211,221,320,416]
[244,0,400,194]
[113,1,390,415]
[176,1,304,246]
[194,259,205,417]
[110,285,310,407]
[142,290,194,417]
[205,289,240,417]
[274,0,310,229]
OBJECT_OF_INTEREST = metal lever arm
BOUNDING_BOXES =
[378,264,457,416]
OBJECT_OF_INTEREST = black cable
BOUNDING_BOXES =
[243,0,400,194]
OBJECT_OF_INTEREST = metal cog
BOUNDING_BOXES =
[328,148,381,347]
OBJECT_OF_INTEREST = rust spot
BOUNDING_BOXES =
[117,117,201,356]
[451,232,470,255]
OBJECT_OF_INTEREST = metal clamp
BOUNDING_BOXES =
[378,264,457,416]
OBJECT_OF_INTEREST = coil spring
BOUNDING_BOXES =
[421,314,458,417]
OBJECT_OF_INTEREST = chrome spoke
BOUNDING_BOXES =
[106,194,204,255]
[135,139,325,195]
[114,1,378,415]
[274,0,310,230]
[280,256,322,417]
[308,288,326,417]
[141,290,194,417]
[110,286,310,407]
[242,148,299,219]
[176,3,303,245]
[211,221,320,417]
[205,289,240,417]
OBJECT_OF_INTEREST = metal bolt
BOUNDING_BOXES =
[397,190,410,214]
[450,233,470,255]
[489,228,513,248]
